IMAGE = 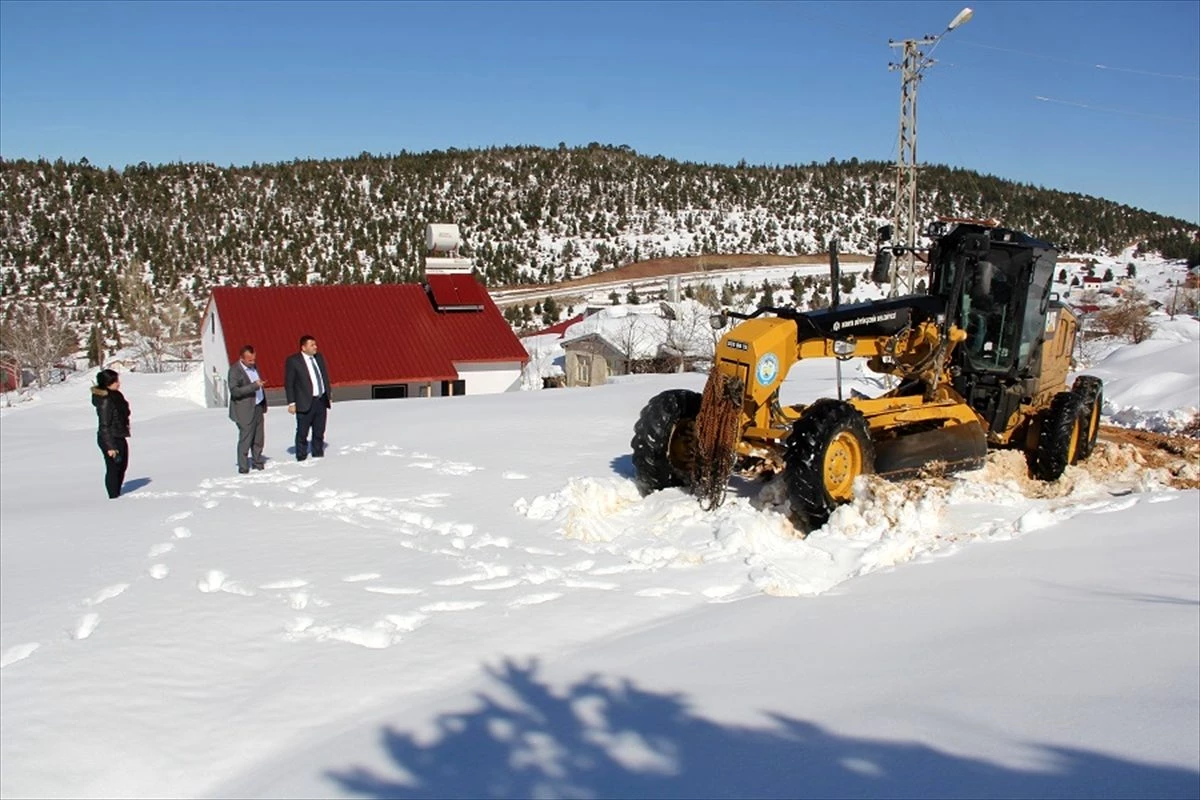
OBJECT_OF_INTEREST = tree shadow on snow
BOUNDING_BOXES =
[121,477,152,493]
[326,658,1199,799]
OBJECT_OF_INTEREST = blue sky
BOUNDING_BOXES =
[1,0,1197,223]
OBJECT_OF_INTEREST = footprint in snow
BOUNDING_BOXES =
[259,579,309,590]
[172,526,192,539]
[0,643,40,668]
[166,511,192,522]
[502,471,528,480]
[363,586,423,595]
[470,534,513,550]
[148,564,170,579]
[196,570,254,596]
[342,573,381,583]
[562,578,621,591]
[147,542,175,558]
[508,593,563,608]
[82,583,129,606]
[703,585,748,602]
[419,601,486,613]
[636,587,691,597]
[72,613,100,640]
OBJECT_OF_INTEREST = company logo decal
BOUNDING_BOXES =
[756,353,779,386]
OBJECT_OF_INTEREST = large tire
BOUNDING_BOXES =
[1033,391,1084,481]
[784,399,875,532]
[631,389,702,495]
[1071,375,1104,460]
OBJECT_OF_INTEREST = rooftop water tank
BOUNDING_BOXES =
[426,223,461,253]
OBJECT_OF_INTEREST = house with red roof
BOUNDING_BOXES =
[200,273,528,409]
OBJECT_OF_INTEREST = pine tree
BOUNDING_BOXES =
[87,325,103,367]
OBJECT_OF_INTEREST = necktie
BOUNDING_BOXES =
[309,356,323,395]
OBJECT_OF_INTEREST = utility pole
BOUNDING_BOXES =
[887,7,974,296]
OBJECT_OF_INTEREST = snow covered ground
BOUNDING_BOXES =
[1,307,1198,798]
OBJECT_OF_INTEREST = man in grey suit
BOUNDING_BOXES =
[228,344,268,474]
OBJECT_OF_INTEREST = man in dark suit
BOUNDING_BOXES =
[228,344,268,473]
[284,334,332,461]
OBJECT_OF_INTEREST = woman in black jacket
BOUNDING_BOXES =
[91,369,131,499]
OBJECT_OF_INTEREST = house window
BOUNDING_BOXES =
[440,379,466,396]
[372,384,409,399]
[576,357,591,385]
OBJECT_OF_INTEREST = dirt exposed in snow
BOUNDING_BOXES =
[1097,425,1200,489]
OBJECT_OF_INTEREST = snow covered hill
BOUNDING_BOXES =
[0,309,1197,798]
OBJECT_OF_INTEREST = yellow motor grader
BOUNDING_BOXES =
[631,220,1105,531]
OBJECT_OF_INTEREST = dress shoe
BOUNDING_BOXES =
[238,467,250,474]
[252,461,265,470]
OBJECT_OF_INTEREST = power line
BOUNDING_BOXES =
[962,41,1200,82]
[1034,96,1200,125]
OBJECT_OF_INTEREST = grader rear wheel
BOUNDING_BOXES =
[1071,375,1104,460]
[784,399,875,532]
[630,389,702,495]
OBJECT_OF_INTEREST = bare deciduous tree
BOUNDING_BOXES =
[0,302,78,387]
[118,262,196,372]
[1095,289,1154,344]
[612,315,653,375]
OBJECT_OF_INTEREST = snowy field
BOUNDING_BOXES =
[1,310,1198,797]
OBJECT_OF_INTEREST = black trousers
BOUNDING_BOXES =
[294,395,328,459]
[98,435,129,499]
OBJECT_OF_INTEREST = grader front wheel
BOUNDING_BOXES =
[785,400,875,532]
[630,389,702,495]
[1032,391,1084,481]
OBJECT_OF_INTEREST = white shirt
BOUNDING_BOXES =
[242,363,264,404]
[304,354,323,397]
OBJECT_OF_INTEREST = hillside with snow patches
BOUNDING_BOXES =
[0,249,1197,798]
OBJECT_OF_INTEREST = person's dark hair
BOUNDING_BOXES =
[96,369,119,390]
[240,344,255,356]
[299,335,315,348]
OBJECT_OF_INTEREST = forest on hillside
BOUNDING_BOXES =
[1,144,1197,361]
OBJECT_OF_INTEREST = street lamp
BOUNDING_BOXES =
[887,7,973,296]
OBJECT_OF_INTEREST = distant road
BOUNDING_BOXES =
[490,256,872,308]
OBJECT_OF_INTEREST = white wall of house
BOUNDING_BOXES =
[201,305,229,409]
[455,361,524,394]
[563,339,618,387]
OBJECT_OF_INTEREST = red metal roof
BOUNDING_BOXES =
[523,314,585,339]
[208,281,528,388]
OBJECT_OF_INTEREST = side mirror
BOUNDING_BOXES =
[972,260,995,300]
[709,313,728,331]
[871,250,893,284]
[877,224,893,243]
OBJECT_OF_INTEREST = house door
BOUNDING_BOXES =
[440,379,466,396]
